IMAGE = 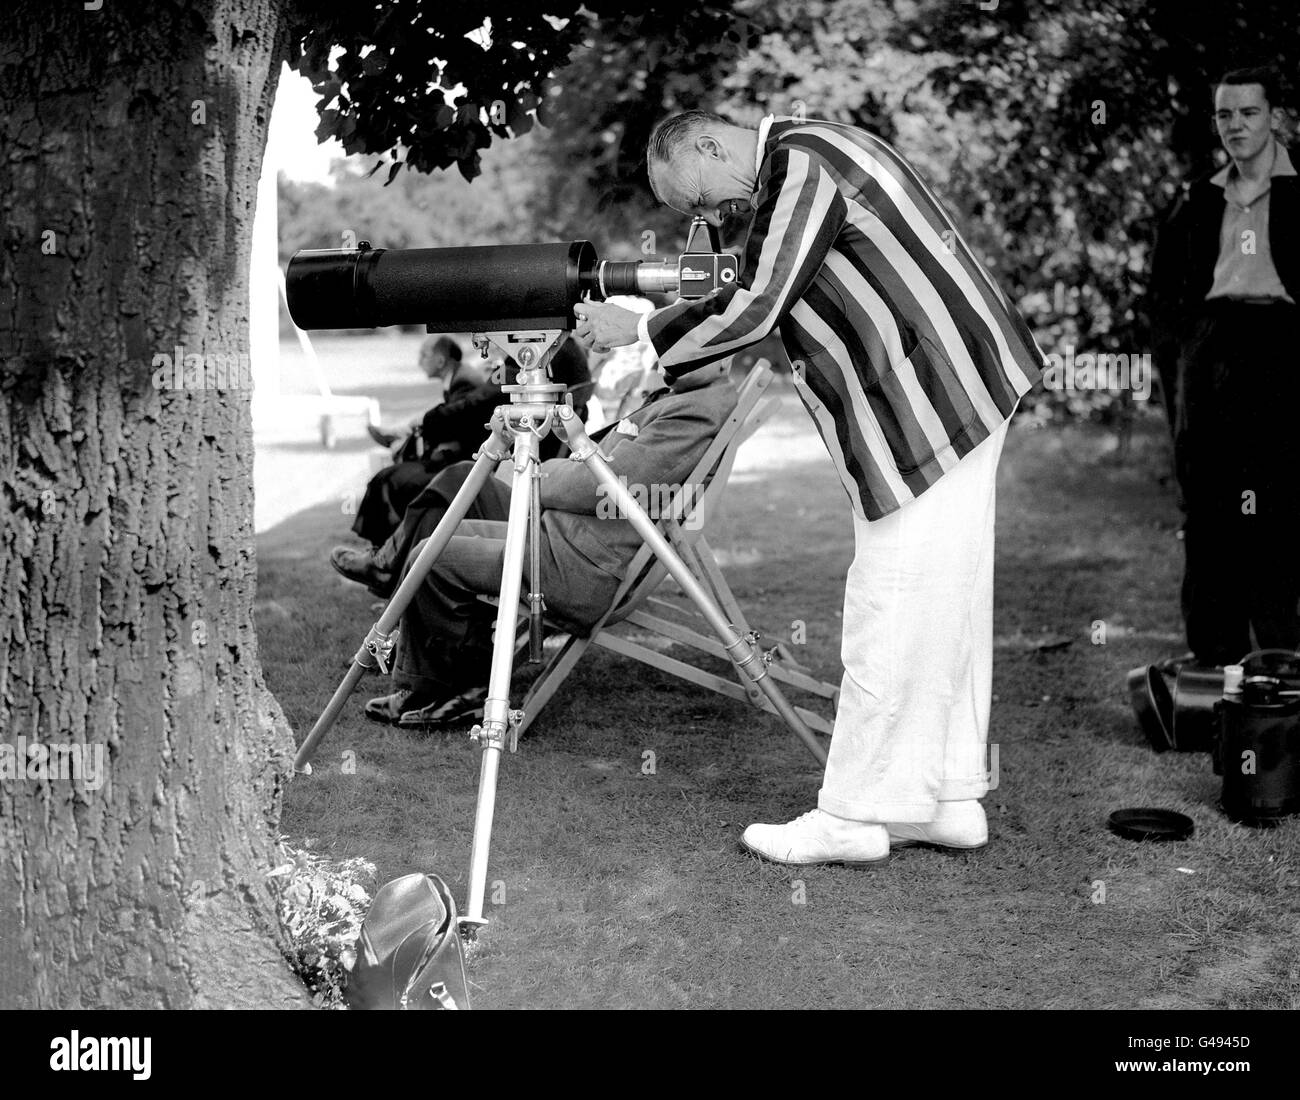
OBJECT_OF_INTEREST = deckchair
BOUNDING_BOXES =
[508,361,839,762]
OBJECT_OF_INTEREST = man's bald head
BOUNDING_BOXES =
[647,111,732,179]
[646,110,760,226]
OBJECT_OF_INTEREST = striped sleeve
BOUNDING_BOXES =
[646,146,847,373]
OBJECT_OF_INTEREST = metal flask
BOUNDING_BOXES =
[1216,662,1300,826]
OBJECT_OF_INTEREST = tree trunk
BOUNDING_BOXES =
[0,0,308,1008]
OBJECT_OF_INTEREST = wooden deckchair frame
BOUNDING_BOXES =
[506,361,839,760]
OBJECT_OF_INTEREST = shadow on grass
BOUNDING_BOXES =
[260,393,1300,1009]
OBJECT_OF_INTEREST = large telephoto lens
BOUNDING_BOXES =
[286,241,598,331]
[594,259,678,298]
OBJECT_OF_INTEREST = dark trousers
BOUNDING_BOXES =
[1174,300,1300,665]
[376,461,508,578]
[392,489,622,698]
[351,449,469,547]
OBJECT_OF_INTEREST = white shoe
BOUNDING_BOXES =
[741,809,888,867]
[887,800,988,851]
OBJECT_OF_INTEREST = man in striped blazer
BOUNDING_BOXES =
[575,111,1044,866]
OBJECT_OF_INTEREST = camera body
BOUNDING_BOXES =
[594,217,738,301]
[677,216,741,295]
[676,247,740,296]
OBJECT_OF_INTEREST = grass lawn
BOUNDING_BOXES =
[259,381,1300,1009]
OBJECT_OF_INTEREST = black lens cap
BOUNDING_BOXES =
[1107,808,1195,842]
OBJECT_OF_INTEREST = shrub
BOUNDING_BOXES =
[269,841,378,1009]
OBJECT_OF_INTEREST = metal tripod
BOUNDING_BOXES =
[292,328,826,936]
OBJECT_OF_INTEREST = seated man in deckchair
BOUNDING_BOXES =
[361,358,737,729]
[352,335,594,548]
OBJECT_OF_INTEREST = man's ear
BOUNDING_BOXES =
[696,133,722,159]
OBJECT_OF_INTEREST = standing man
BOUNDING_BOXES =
[1150,67,1300,668]
[575,110,1043,865]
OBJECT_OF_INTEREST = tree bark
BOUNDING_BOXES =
[0,0,308,1007]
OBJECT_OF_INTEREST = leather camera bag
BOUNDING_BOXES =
[346,873,470,1010]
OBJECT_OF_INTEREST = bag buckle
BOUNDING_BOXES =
[428,981,459,1010]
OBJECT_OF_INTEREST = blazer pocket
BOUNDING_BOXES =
[865,334,979,476]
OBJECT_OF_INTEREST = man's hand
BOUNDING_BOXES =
[573,298,640,353]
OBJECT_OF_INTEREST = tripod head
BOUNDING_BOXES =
[471,328,570,406]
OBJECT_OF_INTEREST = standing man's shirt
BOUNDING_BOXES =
[637,116,1044,520]
[1206,139,1298,303]
[1150,137,1300,342]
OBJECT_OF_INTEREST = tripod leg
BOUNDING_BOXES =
[558,408,828,766]
[527,459,545,661]
[463,430,540,930]
[293,438,509,774]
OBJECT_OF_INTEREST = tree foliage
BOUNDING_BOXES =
[287,1,758,190]
[277,134,545,263]
[899,0,1300,353]
[516,4,762,254]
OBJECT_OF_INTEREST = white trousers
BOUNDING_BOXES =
[817,418,1008,823]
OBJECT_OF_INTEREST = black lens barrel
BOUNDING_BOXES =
[286,241,598,331]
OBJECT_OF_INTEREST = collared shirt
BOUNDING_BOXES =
[640,117,1044,521]
[755,113,775,178]
[1206,139,1297,303]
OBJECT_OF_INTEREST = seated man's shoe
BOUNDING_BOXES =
[397,686,489,731]
[741,809,888,867]
[367,424,401,448]
[330,546,394,598]
[887,800,988,851]
[363,688,416,725]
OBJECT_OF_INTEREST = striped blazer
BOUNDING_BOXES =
[644,117,1045,520]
